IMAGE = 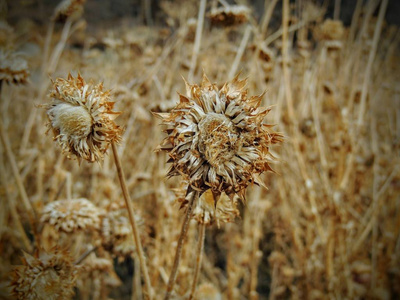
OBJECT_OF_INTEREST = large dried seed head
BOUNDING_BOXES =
[44,73,123,162]
[156,74,282,202]
[0,48,29,84]
[10,248,77,300]
[41,198,101,233]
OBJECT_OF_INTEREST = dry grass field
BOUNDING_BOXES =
[0,0,399,299]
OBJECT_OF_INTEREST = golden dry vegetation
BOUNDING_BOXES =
[0,0,399,299]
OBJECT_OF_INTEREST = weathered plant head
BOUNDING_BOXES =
[156,74,282,202]
[11,248,77,300]
[43,73,123,163]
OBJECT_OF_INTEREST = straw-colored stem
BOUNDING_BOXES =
[0,119,39,247]
[0,156,32,252]
[228,25,252,79]
[164,191,198,300]
[111,141,153,300]
[356,0,388,128]
[188,0,207,82]
[189,223,206,300]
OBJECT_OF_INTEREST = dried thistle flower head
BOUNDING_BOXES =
[44,73,123,162]
[156,74,282,202]
[100,202,144,258]
[41,198,101,233]
[53,0,86,22]
[209,5,250,27]
[0,48,29,84]
[11,248,77,300]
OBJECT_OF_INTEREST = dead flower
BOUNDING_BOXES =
[0,48,29,84]
[53,0,86,22]
[43,73,123,162]
[41,198,101,233]
[155,74,282,202]
[10,248,77,300]
[209,5,250,27]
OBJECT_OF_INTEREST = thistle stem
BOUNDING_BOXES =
[164,191,198,300]
[188,223,206,300]
[111,141,153,300]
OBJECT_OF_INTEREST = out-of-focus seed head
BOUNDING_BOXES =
[41,198,101,233]
[209,5,250,27]
[156,74,282,202]
[44,73,123,163]
[10,248,77,300]
[100,202,144,259]
[0,48,29,84]
[53,0,86,22]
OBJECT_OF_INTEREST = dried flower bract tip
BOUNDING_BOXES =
[156,74,282,203]
[44,73,123,162]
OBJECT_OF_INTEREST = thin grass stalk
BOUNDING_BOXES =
[188,0,206,82]
[74,246,98,265]
[164,191,198,300]
[0,155,32,252]
[0,119,39,248]
[188,223,206,300]
[356,0,388,128]
[111,141,153,300]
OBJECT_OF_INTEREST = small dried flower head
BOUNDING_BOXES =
[209,5,250,27]
[11,248,77,300]
[53,0,86,22]
[156,74,282,202]
[100,202,144,258]
[318,19,345,41]
[0,48,29,84]
[41,198,101,233]
[196,282,222,300]
[44,73,123,162]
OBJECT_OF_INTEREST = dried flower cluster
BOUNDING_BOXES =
[44,74,123,162]
[11,249,77,300]
[156,74,282,202]
[41,198,101,233]
[0,48,29,84]
[209,5,250,27]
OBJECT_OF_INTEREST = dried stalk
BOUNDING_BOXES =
[111,141,153,300]
[0,119,39,247]
[188,0,207,82]
[188,223,206,300]
[164,191,198,300]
